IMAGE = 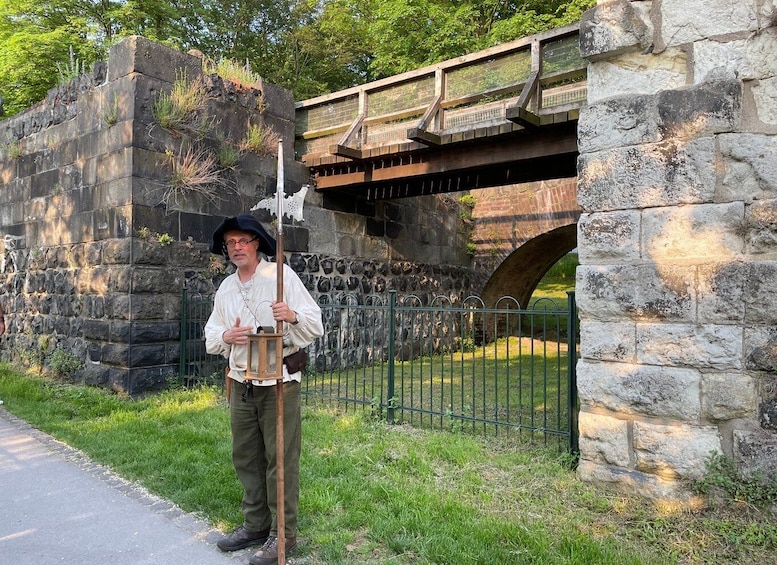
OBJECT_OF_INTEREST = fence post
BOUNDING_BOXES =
[179,284,188,378]
[566,291,578,454]
[387,290,396,424]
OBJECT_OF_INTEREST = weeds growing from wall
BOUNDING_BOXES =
[152,70,214,138]
[161,145,229,212]
[692,451,777,508]
[240,123,280,155]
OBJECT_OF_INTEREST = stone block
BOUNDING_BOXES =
[697,261,747,323]
[657,0,759,52]
[96,148,132,184]
[586,49,687,104]
[746,199,777,253]
[733,429,777,479]
[577,359,702,420]
[641,202,745,262]
[576,459,693,500]
[633,421,721,479]
[578,95,661,153]
[578,137,716,212]
[637,323,743,371]
[129,344,166,367]
[579,0,651,61]
[576,264,695,322]
[658,80,742,138]
[719,133,777,201]
[579,320,635,362]
[750,76,777,126]
[744,327,777,373]
[577,211,641,262]
[702,372,757,421]
[578,411,631,466]
[107,36,202,84]
[743,261,777,324]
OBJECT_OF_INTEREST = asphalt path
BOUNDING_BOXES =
[0,407,253,565]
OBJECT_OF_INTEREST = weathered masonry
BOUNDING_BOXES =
[576,0,777,499]
[0,37,472,393]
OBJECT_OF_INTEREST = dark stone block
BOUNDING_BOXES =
[130,344,166,366]
[102,342,130,365]
[289,253,306,273]
[385,221,402,239]
[108,36,202,84]
[322,192,356,213]
[366,218,384,237]
[133,321,180,343]
[658,80,741,136]
[284,226,309,252]
[29,170,59,198]
[317,277,331,293]
[306,255,319,273]
[355,199,375,217]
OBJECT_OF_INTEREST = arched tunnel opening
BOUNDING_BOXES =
[481,223,578,309]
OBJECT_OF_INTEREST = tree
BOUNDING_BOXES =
[0,0,595,117]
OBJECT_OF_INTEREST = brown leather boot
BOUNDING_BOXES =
[248,535,298,565]
[216,525,270,552]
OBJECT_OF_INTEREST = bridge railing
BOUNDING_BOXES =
[295,23,585,162]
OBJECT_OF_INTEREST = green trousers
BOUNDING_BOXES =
[229,380,301,538]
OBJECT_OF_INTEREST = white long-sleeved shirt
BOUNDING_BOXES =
[204,260,323,385]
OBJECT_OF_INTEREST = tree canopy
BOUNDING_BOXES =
[0,0,594,117]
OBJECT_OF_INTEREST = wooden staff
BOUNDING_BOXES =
[275,139,286,565]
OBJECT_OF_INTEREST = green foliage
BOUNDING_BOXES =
[692,451,777,508]
[103,95,119,127]
[157,233,174,246]
[240,123,280,155]
[1,140,21,159]
[0,0,596,116]
[48,348,83,378]
[56,45,85,85]
[152,71,214,138]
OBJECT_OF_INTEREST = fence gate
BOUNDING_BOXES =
[180,288,579,451]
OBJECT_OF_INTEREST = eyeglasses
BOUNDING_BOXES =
[224,236,258,250]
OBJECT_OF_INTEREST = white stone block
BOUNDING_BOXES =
[636,322,744,371]
[579,411,632,466]
[576,459,693,500]
[580,320,636,362]
[752,76,777,125]
[744,326,777,372]
[719,133,777,201]
[580,0,651,61]
[745,199,777,253]
[577,359,702,420]
[633,421,721,479]
[578,95,662,153]
[578,137,716,211]
[694,30,777,83]
[641,202,745,261]
[658,0,758,51]
[577,211,641,262]
[587,50,688,104]
[743,261,777,324]
[697,261,747,323]
[701,372,757,421]
[576,263,695,322]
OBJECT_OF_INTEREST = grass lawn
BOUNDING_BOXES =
[1,366,775,565]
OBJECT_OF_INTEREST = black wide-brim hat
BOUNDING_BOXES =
[209,214,276,256]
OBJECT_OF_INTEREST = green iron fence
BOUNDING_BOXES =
[180,287,579,451]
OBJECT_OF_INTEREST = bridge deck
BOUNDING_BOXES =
[295,23,586,200]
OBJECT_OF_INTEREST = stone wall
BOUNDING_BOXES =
[0,36,473,394]
[577,0,777,499]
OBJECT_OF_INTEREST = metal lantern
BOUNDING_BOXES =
[245,330,285,382]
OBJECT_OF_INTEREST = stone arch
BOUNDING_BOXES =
[481,224,577,309]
